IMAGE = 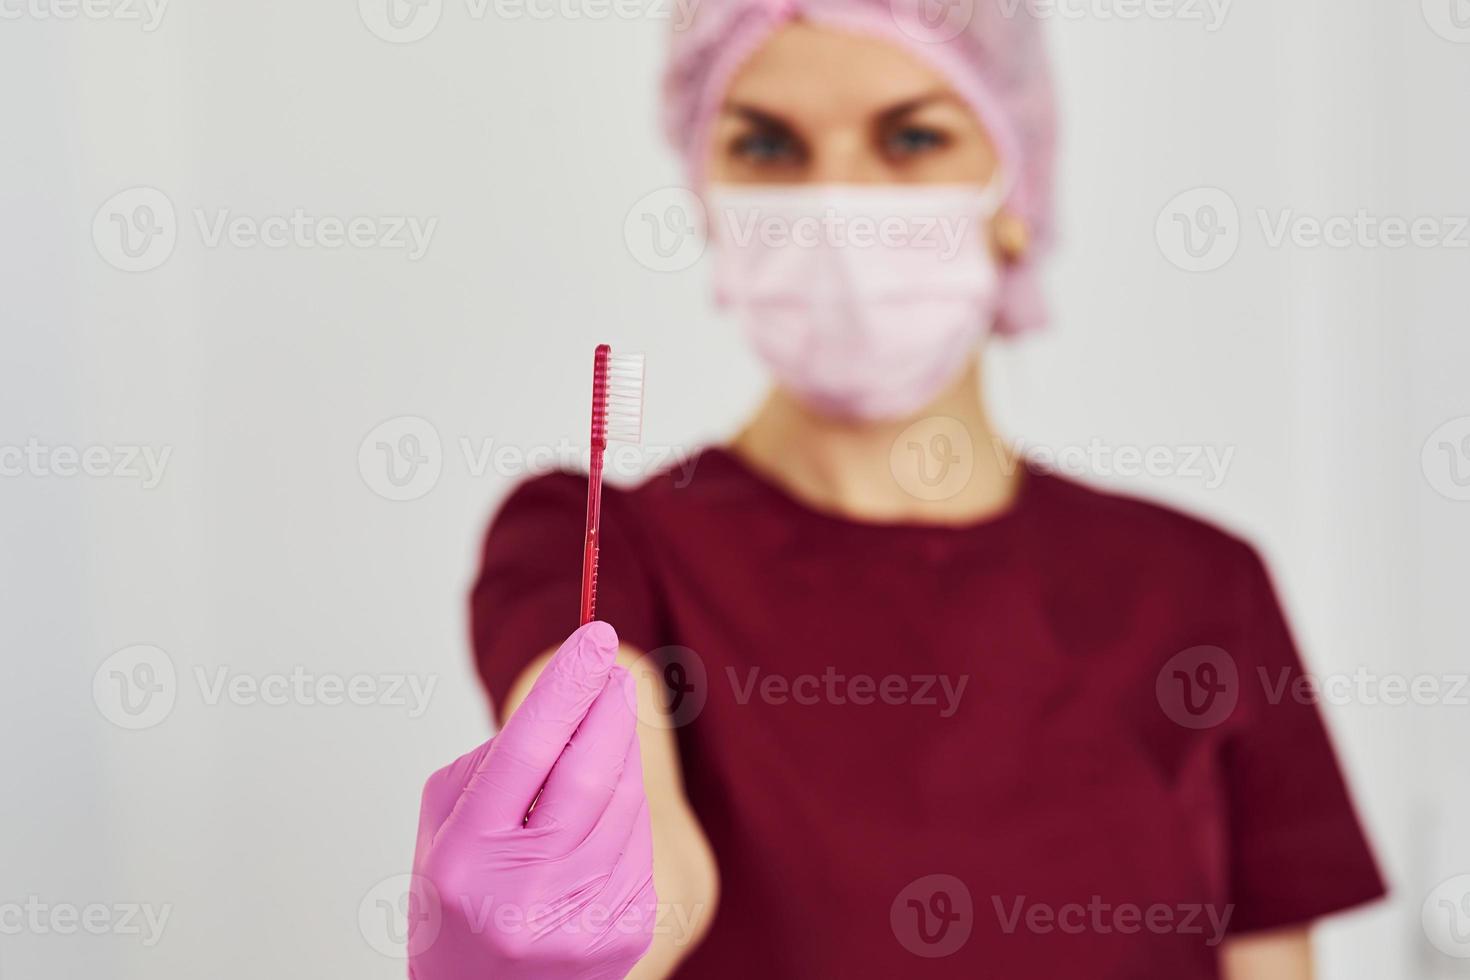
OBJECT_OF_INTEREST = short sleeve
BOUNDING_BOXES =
[468,473,664,722]
[1222,547,1387,933]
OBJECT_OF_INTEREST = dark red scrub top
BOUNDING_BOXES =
[471,447,1385,978]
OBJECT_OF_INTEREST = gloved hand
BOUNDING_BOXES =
[408,621,657,979]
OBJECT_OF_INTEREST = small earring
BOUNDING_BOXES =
[993,211,1030,263]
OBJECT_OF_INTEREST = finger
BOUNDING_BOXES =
[607,796,658,927]
[592,798,657,958]
[413,738,493,866]
[586,726,649,857]
[613,798,654,879]
[526,666,638,839]
[460,620,620,829]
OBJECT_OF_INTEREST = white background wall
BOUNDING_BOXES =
[2,1,1467,977]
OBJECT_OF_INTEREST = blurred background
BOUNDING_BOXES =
[2,0,1468,976]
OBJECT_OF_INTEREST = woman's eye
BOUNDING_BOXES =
[886,125,948,158]
[732,130,800,164]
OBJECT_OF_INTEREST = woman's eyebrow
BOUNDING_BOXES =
[876,91,965,123]
[720,91,962,129]
[720,103,794,130]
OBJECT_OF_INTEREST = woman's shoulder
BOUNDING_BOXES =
[1025,465,1266,575]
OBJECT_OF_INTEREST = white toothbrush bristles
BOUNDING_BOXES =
[604,351,645,446]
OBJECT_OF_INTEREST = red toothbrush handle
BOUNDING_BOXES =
[579,452,604,625]
[580,344,610,625]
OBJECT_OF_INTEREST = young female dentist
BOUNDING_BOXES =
[407,1,1386,976]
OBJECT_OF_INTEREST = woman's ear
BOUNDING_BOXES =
[993,209,1030,264]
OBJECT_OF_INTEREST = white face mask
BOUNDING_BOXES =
[707,182,1005,421]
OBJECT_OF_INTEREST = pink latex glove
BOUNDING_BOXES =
[408,621,657,979]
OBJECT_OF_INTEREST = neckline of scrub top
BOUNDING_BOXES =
[698,444,1043,546]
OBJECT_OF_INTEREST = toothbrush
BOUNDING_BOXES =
[580,344,646,625]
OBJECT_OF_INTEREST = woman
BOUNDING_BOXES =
[408,1,1386,976]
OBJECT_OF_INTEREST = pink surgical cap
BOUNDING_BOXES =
[662,0,1058,335]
